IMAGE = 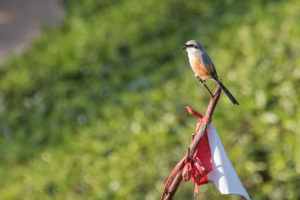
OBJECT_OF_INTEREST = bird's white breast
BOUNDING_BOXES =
[187,51,202,73]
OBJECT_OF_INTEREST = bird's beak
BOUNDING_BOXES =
[182,45,186,50]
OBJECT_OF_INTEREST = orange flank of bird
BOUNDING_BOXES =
[192,59,214,79]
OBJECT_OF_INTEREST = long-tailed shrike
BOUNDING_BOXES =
[182,40,239,105]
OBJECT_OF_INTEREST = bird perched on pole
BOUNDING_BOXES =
[182,40,239,105]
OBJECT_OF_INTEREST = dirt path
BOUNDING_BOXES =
[0,0,64,63]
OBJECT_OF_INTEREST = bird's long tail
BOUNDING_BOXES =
[217,80,239,105]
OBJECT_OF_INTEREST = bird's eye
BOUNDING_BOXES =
[185,44,198,48]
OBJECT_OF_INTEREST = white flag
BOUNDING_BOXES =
[207,125,250,200]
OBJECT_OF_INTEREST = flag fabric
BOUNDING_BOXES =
[187,106,250,199]
[161,107,250,200]
[207,124,250,200]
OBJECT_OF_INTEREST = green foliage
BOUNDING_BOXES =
[0,0,299,199]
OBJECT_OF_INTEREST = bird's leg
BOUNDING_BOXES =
[195,75,214,98]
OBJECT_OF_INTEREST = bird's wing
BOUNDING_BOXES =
[202,52,218,80]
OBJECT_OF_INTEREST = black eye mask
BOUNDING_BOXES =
[186,44,198,49]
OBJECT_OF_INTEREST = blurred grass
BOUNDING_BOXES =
[0,0,299,199]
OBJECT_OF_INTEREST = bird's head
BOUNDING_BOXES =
[182,40,203,54]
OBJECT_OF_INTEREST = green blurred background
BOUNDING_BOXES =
[0,0,299,199]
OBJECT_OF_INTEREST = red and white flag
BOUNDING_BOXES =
[162,107,250,200]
